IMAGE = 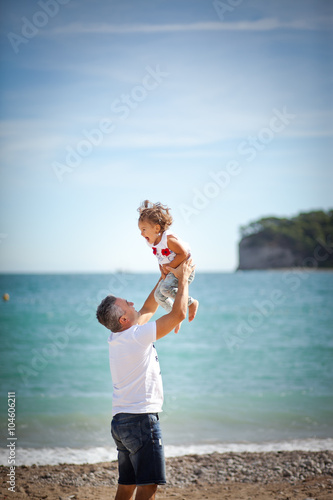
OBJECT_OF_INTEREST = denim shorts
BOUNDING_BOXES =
[111,413,166,486]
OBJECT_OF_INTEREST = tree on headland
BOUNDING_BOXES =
[239,210,333,268]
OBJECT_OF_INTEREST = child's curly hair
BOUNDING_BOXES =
[138,200,173,232]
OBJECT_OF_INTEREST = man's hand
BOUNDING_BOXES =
[161,263,171,277]
[159,264,167,280]
[165,258,195,281]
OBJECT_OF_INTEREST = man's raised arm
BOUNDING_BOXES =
[137,277,162,325]
[155,259,195,339]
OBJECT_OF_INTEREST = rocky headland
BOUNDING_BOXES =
[238,210,333,270]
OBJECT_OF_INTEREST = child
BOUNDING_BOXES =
[138,200,199,332]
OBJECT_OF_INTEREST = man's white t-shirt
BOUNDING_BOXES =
[108,321,163,416]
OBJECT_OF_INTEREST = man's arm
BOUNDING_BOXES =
[155,259,194,340]
[137,277,162,325]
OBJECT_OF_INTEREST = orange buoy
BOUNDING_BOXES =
[3,293,10,301]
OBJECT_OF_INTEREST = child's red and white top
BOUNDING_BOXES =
[147,229,191,265]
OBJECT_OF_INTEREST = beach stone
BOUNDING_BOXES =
[7,450,333,494]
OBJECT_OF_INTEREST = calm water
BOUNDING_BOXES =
[0,271,332,465]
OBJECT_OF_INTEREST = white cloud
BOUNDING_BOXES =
[48,17,331,36]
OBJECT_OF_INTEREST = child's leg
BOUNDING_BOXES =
[159,274,182,332]
[154,279,173,312]
[160,271,198,323]
[186,270,198,322]
[159,273,179,301]
[161,271,196,307]
[187,270,196,308]
[188,298,199,321]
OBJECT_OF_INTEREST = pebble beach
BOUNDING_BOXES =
[1,450,333,499]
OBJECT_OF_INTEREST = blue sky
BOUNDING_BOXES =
[0,0,332,272]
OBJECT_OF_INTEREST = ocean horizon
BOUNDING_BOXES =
[1,271,332,465]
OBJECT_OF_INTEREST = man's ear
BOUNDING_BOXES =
[119,315,127,326]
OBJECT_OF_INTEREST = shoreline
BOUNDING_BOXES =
[236,267,333,272]
[1,450,332,500]
[1,437,333,467]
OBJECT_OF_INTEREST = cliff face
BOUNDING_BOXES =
[238,239,299,270]
[237,210,333,270]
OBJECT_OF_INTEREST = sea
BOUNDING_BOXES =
[0,271,332,466]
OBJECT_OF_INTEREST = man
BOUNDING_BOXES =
[96,258,195,500]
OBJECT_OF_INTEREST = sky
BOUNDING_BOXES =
[0,0,332,273]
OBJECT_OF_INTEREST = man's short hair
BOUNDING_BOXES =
[96,295,124,332]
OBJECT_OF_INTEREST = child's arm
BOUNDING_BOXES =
[161,235,189,275]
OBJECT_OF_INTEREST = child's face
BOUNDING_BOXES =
[138,219,161,245]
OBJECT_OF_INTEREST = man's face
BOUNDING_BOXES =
[115,298,139,327]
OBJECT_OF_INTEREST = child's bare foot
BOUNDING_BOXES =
[174,322,182,334]
[188,300,199,322]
